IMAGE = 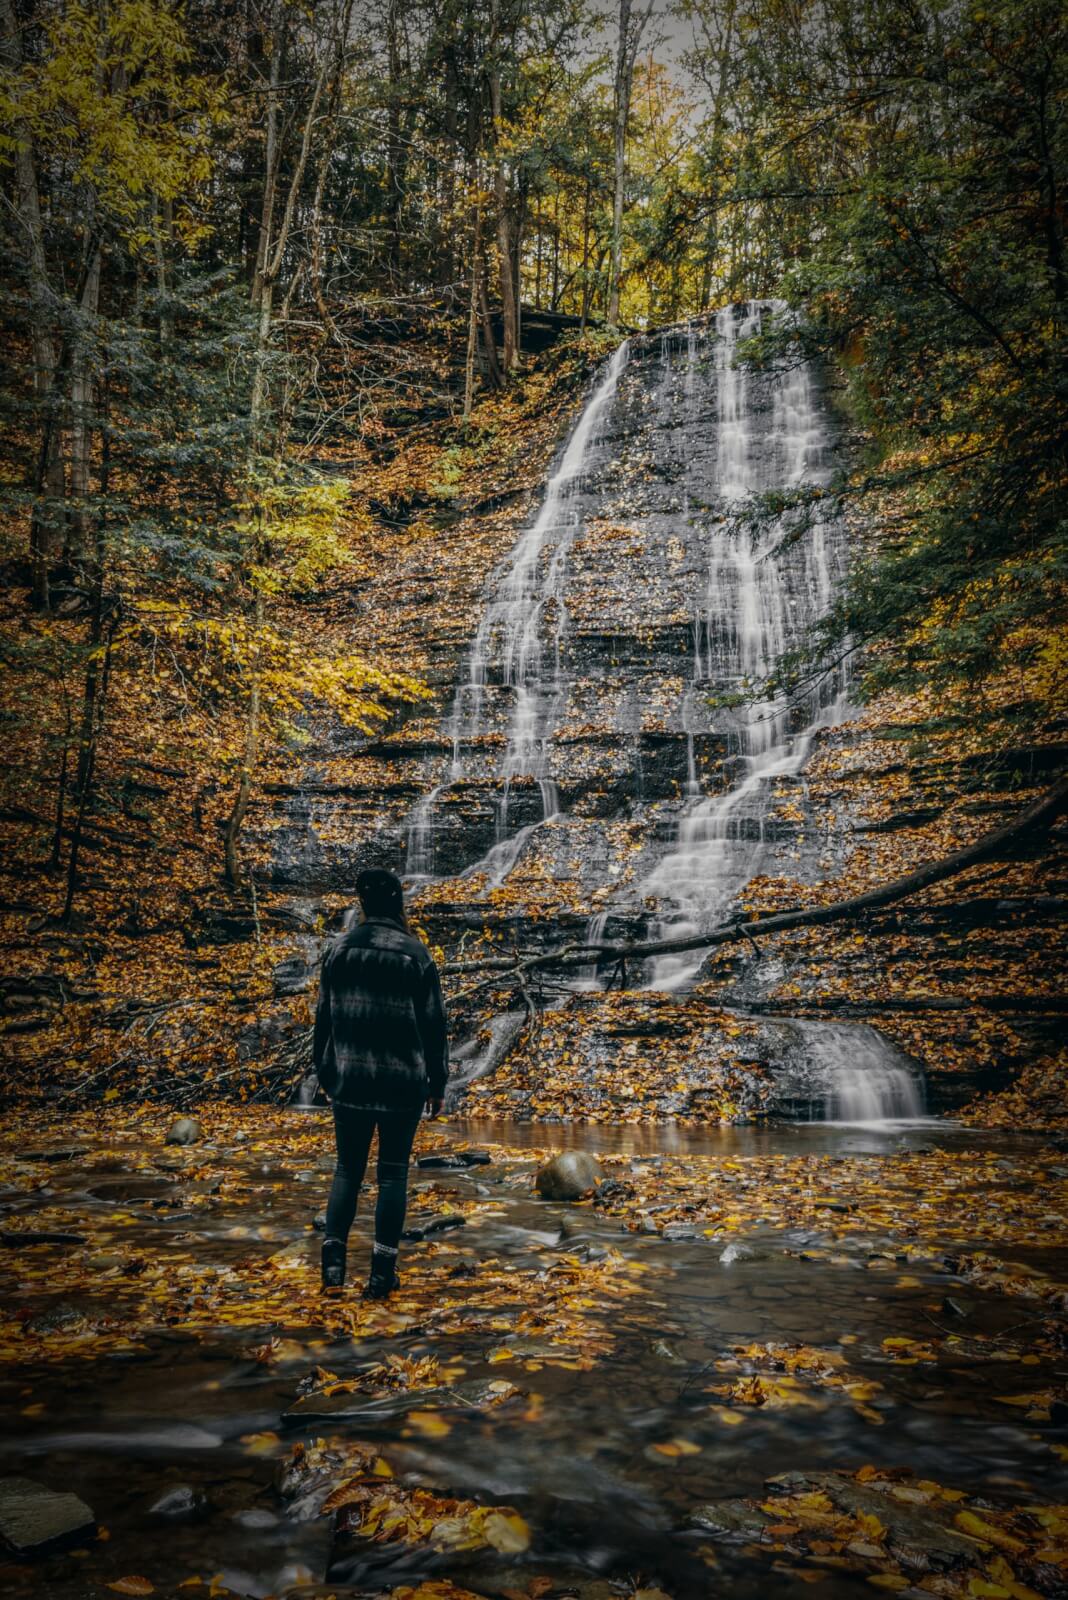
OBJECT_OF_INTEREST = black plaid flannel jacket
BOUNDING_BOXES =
[312,917,449,1111]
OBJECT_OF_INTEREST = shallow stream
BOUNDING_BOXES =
[0,1112,1064,1599]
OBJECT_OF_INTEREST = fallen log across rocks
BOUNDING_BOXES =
[442,772,1068,983]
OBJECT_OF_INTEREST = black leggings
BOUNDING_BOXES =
[324,1105,422,1256]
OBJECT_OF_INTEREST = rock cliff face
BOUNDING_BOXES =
[402,305,853,976]
[265,307,851,919]
[257,306,1063,1123]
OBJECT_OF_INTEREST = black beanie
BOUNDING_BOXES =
[356,867,405,918]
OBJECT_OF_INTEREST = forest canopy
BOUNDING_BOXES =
[1,0,1064,924]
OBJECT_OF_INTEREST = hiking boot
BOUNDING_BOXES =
[361,1246,400,1299]
[321,1237,346,1289]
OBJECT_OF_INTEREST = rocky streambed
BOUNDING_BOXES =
[0,1107,1066,1599]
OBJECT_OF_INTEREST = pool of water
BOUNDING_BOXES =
[0,1113,1064,1599]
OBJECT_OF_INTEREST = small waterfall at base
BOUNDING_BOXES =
[573,909,610,991]
[786,1020,927,1125]
[291,1072,321,1109]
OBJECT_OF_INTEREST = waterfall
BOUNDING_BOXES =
[644,302,847,989]
[573,909,611,991]
[291,1073,320,1109]
[792,1021,927,1123]
[405,783,443,877]
[405,339,630,877]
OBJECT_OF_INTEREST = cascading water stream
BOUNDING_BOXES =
[406,339,630,878]
[784,1021,928,1124]
[644,302,847,989]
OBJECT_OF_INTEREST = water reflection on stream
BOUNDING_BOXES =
[1,1113,1064,1599]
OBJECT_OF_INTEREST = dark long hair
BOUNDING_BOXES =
[354,867,411,932]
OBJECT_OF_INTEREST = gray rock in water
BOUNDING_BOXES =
[719,1241,754,1265]
[650,1338,687,1365]
[687,1500,771,1540]
[27,1303,87,1336]
[535,1151,603,1201]
[765,1471,978,1569]
[401,1214,467,1242]
[149,1484,207,1519]
[234,1508,278,1530]
[165,1117,202,1147]
[416,1149,491,1170]
[0,1476,96,1554]
[446,1566,619,1600]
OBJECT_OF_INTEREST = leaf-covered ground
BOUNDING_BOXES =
[1,1107,1066,1599]
[0,336,603,1107]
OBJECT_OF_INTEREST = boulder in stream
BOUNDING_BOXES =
[416,1148,492,1169]
[149,1483,208,1520]
[719,1241,755,1265]
[165,1117,203,1146]
[535,1151,603,1201]
[401,1213,467,1242]
[765,1471,979,1571]
[687,1499,772,1540]
[0,1476,96,1555]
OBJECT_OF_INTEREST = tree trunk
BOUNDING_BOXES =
[607,0,653,326]
[62,363,113,925]
[228,7,344,884]
[153,196,173,347]
[385,0,407,281]
[251,20,283,312]
[607,0,632,326]
[0,0,65,607]
[478,275,503,388]
[463,189,482,420]
[580,171,591,330]
[223,593,262,888]
[494,174,517,372]
[487,4,518,374]
[66,226,102,570]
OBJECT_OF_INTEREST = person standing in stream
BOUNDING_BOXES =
[313,867,449,1297]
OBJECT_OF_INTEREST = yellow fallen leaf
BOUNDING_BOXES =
[407,1411,451,1439]
[482,1510,530,1553]
[107,1582,154,1597]
[954,1511,1027,1554]
[240,1431,280,1455]
[652,1438,701,1457]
